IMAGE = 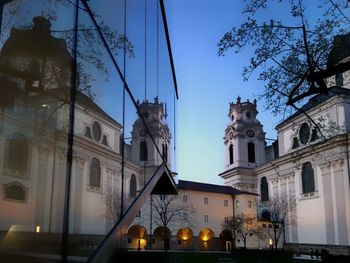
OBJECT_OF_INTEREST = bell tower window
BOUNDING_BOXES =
[248,142,255,163]
[229,144,234,165]
[140,141,148,161]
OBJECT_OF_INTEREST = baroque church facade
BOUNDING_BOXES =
[219,47,350,253]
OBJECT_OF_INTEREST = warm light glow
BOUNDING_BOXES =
[269,238,273,245]
[35,225,41,233]
[202,235,208,242]
[41,103,49,108]
[139,238,146,248]
[182,235,188,241]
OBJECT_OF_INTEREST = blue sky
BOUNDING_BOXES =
[164,0,285,185]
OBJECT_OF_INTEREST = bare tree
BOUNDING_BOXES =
[218,0,350,117]
[151,194,196,229]
[258,193,297,250]
[222,214,257,249]
[101,188,121,226]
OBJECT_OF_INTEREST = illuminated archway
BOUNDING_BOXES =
[153,226,171,250]
[127,225,147,250]
[176,228,193,250]
[198,228,215,250]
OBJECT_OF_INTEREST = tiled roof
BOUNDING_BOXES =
[177,180,258,196]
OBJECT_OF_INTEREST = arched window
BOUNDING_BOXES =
[4,182,27,202]
[260,177,269,202]
[90,158,101,188]
[229,144,234,165]
[130,174,137,198]
[140,141,148,161]
[301,162,315,193]
[5,133,28,176]
[248,142,255,163]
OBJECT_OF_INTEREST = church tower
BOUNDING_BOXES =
[224,97,265,170]
[220,97,265,192]
[131,97,171,169]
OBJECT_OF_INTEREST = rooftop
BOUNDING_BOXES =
[177,180,258,196]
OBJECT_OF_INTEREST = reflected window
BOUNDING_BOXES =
[140,141,148,161]
[130,174,137,198]
[90,158,101,189]
[260,177,269,202]
[4,182,27,202]
[92,121,102,142]
[301,162,315,193]
[229,144,234,164]
[248,142,255,163]
[5,133,29,176]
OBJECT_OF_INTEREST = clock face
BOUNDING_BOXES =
[246,129,255,138]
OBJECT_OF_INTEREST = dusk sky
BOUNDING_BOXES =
[165,1,286,185]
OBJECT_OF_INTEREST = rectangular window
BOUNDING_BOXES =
[262,223,267,228]
[204,215,208,222]
[160,194,166,201]
[136,210,141,217]
[248,200,252,208]
[183,212,188,221]
[127,238,132,244]
[204,197,208,205]
[183,195,188,203]
[224,216,229,223]
[236,200,240,208]
[224,200,228,207]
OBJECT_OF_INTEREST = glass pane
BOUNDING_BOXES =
[68,1,125,259]
[0,0,74,261]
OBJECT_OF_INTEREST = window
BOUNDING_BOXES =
[127,238,132,244]
[178,240,181,245]
[4,182,27,202]
[299,123,310,145]
[204,215,208,222]
[84,126,92,139]
[136,210,141,217]
[130,174,137,197]
[183,195,188,203]
[92,121,102,141]
[140,141,148,161]
[224,200,228,207]
[248,142,255,163]
[248,200,252,208]
[160,194,166,201]
[204,197,208,205]
[268,224,272,228]
[89,158,101,188]
[236,200,240,208]
[292,137,299,149]
[183,213,188,221]
[260,177,269,202]
[5,133,28,176]
[102,135,109,146]
[224,217,229,223]
[262,223,267,228]
[301,162,315,193]
[229,144,234,164]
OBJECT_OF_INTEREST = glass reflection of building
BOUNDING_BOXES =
[0,1,178,262]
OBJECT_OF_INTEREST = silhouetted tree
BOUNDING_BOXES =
[223,214,257,249]
[218,0,350,116]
